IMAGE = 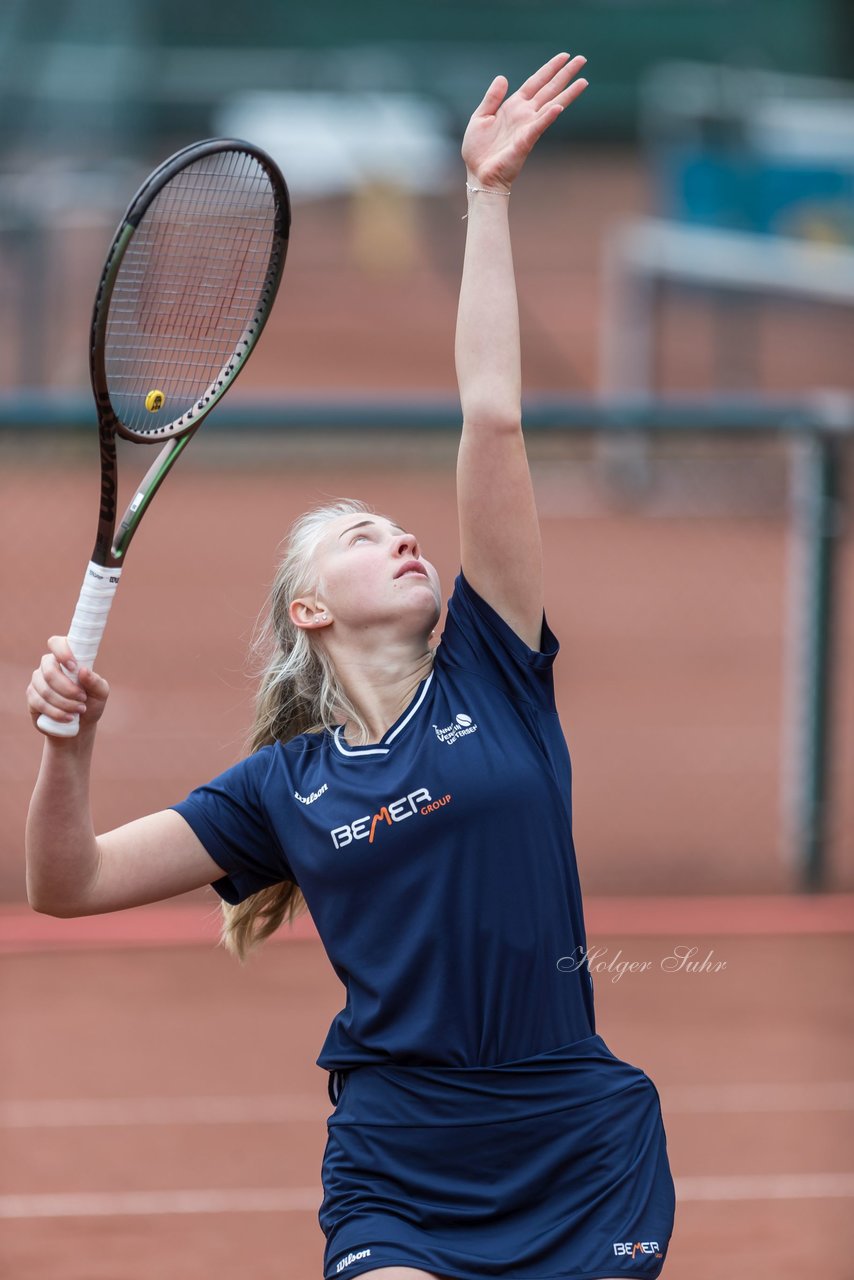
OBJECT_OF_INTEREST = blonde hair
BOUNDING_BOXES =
[219,498,376,963]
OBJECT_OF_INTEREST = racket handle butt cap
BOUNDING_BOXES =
[36,711,81,738]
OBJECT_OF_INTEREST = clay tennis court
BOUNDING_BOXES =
[2,153,853,1277]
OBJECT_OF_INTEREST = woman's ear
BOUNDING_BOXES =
[289,598,331,630]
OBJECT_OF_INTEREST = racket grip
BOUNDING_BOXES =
[36,562,123,738]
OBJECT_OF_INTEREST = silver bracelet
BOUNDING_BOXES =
[462,181,511,220]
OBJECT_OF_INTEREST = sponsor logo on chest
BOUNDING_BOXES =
[330,786,452,848]
[433,710,478,745]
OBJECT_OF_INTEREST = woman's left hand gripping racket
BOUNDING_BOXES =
[37,138,290,737]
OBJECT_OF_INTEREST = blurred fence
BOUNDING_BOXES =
[1,0,850,153]
[1,400,851,907]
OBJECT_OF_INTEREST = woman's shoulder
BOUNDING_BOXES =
[434,570,559,712]
[270,727,330,773]
[215,733,327,808]
[273,728,330,760]
[230,732,325,777]
[448,570,557,655]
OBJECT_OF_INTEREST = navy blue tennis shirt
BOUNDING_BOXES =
[172,571,597,1072]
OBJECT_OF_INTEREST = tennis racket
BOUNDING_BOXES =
[37,138,290,737]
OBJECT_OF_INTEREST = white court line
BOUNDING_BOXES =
[0,1094,330,1128]
[0,1188,321,1220]
[3,1082,853,1129]
[677,1173,854,1201]
[3,1175,854,1219]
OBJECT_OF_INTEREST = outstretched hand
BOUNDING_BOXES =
[461,52,588,192]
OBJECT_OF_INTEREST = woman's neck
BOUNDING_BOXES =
[336,647,435,746]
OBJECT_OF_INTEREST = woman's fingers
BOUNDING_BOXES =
[524,102,565,148]
[522,73,588,149]
[39,651,82,701]
[77,665,110,701]
[552,74,589,111]
[474,74,509,118]
[26,636,112,728]
[28,686,80,722]
[28,673,83,722]
[32,652,85,714]
[530,54,587,110]
[518,52,572,101]
[47,634,78,672]
[27,651,110,728]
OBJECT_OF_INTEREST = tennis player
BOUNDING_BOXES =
[27,53,676,1280]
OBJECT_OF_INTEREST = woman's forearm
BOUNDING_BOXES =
[26,731,101,914]
[455,53,587,428]
[454,185,521,428]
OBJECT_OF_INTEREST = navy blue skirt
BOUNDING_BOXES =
[319,1033,676,1280]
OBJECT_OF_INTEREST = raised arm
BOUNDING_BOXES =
[455,52,588,648]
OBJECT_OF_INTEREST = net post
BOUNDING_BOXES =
[785,413,846,892]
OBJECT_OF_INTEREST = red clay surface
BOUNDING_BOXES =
[3,929,853,1280]
[2,151,853,1278]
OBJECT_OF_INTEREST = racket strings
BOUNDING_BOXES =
[104,149,279,434]
[112,158,272,363]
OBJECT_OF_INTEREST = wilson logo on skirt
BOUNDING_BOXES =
[335,1248,371,1272]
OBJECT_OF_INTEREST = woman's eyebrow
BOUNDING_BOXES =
[338,520,405,540]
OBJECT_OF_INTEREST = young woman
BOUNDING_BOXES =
[26,54,675,1280]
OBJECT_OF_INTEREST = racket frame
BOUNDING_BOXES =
[90,137,290,570]
[37,138,289,737]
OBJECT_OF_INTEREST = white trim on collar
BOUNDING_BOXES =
[333,729,388,757]
[385,671,433,742]
[332,672,434,757]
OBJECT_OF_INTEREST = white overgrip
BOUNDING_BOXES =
[36,561,123,738]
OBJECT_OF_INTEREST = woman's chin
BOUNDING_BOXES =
[398,595,441,641]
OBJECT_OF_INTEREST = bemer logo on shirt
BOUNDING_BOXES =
[330,787,452,848]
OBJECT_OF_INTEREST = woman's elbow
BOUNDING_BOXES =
[461,408,523,435]
[27,884,84,918]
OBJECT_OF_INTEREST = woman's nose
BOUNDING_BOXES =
[395,532,419,557]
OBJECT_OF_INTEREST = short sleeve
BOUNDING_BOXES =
[170,744,297,905]
[435,570,559,710]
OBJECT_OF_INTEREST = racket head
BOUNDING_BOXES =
[90,138,290,445]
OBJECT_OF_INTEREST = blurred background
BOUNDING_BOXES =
[1,3,853,1279]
